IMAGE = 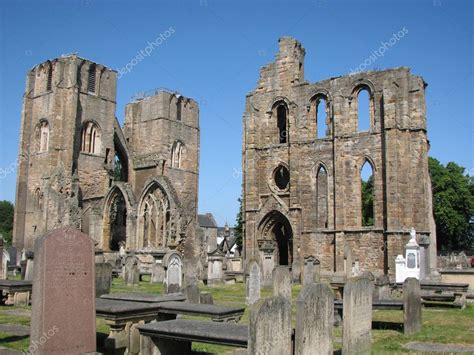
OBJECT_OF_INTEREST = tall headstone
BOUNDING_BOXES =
[24,256,34,281]
[295,283,334,355]
[291,259,302,284]
[303,256,316,286]
[150,263,165,284]
[249,296,291,355]
[246,261,261,305]
[272,266,291,303]
[164,252,182,294]
[95,263,113,297]
[403,277,422,335]
[123,255,139,286]
[30,227,96,354]
[260,242,275,287]
[342,276,373,355]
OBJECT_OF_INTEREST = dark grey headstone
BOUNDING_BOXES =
[403,277,422,335]
[95,263,113,297]
[272,266,291,303]
[184,284,200,304]
[200,292,214,305]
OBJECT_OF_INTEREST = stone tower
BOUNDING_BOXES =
[13,55,117,251]
[242,37,437,277]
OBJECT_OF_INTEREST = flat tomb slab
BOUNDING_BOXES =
[138,319,248,347]
[101,293,186,303]
[96,298,162,318]
[157,301,245,318]
[0,280,33,292]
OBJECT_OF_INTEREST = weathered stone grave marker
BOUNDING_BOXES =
[163,252,182,294]
[151,263,165,284]
[249,296,291,355]
[30,227,96,354]
[95,262,113,297]
[342,276,373,355]
[272,266,291,302]
[184,284,201,304]
[123,255,139,286]
[303,256,316,286]
[246,260,261,305]
[295,283,334,355]
[403,277,422,335]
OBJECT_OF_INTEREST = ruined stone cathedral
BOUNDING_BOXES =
[242,37,437,277]
[13,55,200,258]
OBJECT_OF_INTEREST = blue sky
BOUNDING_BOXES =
[0,0,472,226]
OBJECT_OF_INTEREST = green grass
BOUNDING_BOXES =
[0,279,473,353]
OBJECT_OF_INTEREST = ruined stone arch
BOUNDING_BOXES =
[101,183,136,251]
[351,80,376,132]
[258,210,293,266]
[136,177,185,249]
[309,90,332,138]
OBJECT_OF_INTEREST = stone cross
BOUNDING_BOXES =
[246,260,261,305]
[295,283,334,355]
[30,227,96,354]
[249,296,291,355]
[403,277,422,335]
[342,276,373,354]
[272,266,291,303]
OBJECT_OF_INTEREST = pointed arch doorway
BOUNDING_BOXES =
[259,211,293,266]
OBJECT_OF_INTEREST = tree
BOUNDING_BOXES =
[0,200,14,245]
[234,196,243,253]
[429,157,474,251]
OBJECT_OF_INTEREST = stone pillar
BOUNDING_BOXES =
[249,296,292,355]
[403,278,422,335]
[272,266,291,303]
[295,283,333,355]
[342,276,373,355]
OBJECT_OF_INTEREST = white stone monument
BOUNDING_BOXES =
[395,228,421,283]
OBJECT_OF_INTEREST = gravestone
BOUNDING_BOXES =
[150,263,165,284]
[295,283,333,355]
[272,266,291,302]
[200,292,214,305]
[1,249,9,279]
[30,227,96,354]
[403,277,422,335]
[374,275,390,301]
[95,263,113,297]
[123,255,139,286]
[249,296,291,355]
[303,256,316,286]
[291,259,302,284]
[24,257,34,281]
[260,242,275,287]
[8,246,17,266]
[342,276,373,355]
[184,284,201,304]
[164,252,182,294]
[246,261,261,305]
[207,249,224,285]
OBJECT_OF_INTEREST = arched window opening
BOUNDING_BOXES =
[109,192,127,251]
[316,98,328,138]
[39,121,49,153]
[33,188,43,211]
[316,165,328,228]
[361,160,374,226]
[277,104,287,143]
[81,121,101,154]
[171,141,183,169]
[46,64,53,91]
[88,64,96,93]
[260,211,293,266]
[357,88,371,131]
[140,185,171,248]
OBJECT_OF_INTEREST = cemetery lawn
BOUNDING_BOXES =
[0,278,473,353]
